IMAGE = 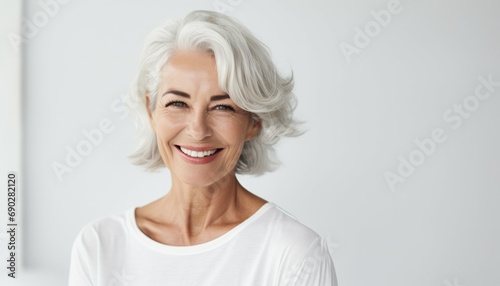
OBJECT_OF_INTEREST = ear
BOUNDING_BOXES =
[145,92,156,132]
[245,118,261,141]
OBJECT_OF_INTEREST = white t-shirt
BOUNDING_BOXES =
[69,202,338,286]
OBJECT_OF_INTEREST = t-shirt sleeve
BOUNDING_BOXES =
[286,237,338,286]
[68,225,99,286]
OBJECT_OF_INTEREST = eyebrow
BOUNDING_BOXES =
[162,89,230,101]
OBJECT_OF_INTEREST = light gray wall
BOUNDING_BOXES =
[2,0,500,285]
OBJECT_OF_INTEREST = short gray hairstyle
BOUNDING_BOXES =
[128,10,302,175]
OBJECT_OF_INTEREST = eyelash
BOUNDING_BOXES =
[164,101,235,112]
[213,104,235,111]
[165,100,187,108]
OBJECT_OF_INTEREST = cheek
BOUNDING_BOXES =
[211,115,252,141]
[152,115,185,163]
[154,112,186,133]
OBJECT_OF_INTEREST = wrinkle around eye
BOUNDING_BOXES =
[212,104,236,111]
[164,100,188,108]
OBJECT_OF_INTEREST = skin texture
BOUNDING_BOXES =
[135,51,267,246]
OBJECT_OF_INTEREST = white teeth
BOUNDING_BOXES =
[180,147,218,158]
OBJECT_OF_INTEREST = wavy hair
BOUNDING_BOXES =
[127,10,302,175]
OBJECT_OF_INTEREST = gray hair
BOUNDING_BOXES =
[128,10,302,175]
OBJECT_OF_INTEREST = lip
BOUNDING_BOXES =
[175,145,222,164]
[178,145,220,152]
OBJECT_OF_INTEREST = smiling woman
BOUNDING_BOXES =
[147,51,261,188]
[68,10,337,286]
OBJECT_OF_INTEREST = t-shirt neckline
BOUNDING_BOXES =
[127,202,273,255]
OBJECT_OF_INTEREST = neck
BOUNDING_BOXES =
[162,173,245,240]
[137,171,267,246]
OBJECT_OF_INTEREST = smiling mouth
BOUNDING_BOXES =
[176,145,222,158]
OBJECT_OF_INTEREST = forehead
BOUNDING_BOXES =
[161,51,218,82]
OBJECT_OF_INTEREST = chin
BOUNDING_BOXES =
[172,168,233,188]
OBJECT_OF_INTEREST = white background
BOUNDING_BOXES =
[1,0,500,285]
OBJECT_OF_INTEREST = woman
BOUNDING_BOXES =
[69,10,337,285]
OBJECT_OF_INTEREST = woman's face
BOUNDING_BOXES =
[147,51,260,187]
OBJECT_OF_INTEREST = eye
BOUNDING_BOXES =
[213,104,235,111]
[165,101,187,108]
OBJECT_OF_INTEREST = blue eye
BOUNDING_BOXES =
[165,101,187,108]
[214,105,235,111]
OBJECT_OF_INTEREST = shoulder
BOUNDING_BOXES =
[259,203,322,247]
[69,209,133,285]
[72,209,132,247]
[254,203,337,285]
[250,203,327,263]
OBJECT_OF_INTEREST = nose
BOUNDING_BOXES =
[186,110,212,141]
